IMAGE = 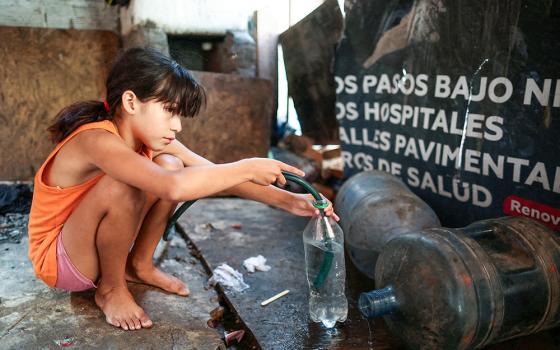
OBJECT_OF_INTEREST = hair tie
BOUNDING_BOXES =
[103,100,110,112]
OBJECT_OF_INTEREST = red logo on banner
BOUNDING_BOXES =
[503,196,560,231]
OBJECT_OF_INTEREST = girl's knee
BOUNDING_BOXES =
[153,154,184,171]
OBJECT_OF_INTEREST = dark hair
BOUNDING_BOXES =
[48,47,206,143]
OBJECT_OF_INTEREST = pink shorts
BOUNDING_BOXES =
[55,233,97,292]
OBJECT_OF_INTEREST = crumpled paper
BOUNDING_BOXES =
[224,330,245,345]
[243,255,271,273]
[208,263,249,292]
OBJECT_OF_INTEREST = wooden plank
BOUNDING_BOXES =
[279,0,343,145]
[0,0,119,32]
[0,26,120,180]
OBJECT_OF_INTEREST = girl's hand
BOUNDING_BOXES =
[283,193,340,221]
[241,158,304,186]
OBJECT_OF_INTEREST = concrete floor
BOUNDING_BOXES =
[0,233,225,349]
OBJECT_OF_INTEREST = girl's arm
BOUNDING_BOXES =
[155,139,339,219]
[154,139,291,203]
[153,138,214,167]
[79,130,303,201]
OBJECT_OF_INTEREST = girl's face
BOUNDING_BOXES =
[132,99,182,151]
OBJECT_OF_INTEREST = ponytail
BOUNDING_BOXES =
[47,100,112,143]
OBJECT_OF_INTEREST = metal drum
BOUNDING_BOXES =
[359,216,560,349]
[335,170,440,279]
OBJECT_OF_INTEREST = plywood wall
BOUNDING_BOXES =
[0,27,120,180]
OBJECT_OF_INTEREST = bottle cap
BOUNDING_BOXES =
[313,199,329,209]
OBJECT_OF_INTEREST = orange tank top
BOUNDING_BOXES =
[28,120,153,287]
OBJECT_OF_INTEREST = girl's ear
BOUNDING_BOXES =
[121,90,138,115]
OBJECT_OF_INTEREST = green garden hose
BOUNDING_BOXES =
[163,199,197,241]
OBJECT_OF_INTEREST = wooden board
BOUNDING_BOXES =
[0,27,120,180]
[279,0,343,145]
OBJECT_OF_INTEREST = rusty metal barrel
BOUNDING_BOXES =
[359,216,560,350]
[335,170,440,279]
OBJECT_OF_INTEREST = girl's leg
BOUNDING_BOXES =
[60,175,152,331]
[126,154,190,296]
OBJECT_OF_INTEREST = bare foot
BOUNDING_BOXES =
[126,263,190,297]
[95,284,153,331]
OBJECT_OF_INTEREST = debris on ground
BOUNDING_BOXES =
[224,330,245,345]
[54,336,76,348]
[0,213,28,243]
[243,255,271,273]
[0,183,33,214]
[260,290,290,306]
[207,306,225,328]
[269,134,344,201]
[208,264,249,292]
[279,134,323,167]
[169,235,187,248]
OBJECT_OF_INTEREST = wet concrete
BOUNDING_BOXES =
[177,198,560,350]
[0,234,225,349]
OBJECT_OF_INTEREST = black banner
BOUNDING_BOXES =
[335,0,560,228]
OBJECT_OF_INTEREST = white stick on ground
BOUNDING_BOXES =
[261,290,290,306]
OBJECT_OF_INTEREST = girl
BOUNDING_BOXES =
[28,48,337,331]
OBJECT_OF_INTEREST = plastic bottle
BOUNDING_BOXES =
[335,170,440,279]
[358,216,560,349]
[303,213,348,328]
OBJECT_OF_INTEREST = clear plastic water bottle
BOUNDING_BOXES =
[303,213,348,328]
